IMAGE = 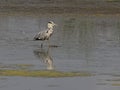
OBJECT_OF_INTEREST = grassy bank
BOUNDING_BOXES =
[0,70,93,78]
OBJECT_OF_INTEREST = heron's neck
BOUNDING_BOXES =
[48,27,54,30]
[47,23,54,29]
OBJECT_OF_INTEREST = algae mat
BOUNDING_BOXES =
[0,70,92,78]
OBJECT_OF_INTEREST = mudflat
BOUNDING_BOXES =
[0,0,120,15]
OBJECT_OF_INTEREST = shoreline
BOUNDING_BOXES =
[0,1,120,16]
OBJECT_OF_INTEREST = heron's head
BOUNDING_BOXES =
[47,21,57,29]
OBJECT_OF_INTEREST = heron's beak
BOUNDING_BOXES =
[54,24,57,26]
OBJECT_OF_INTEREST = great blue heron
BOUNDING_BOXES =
[34,21,56,47]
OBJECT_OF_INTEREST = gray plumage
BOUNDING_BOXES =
[34,21,56,41]
[34,29,53,40]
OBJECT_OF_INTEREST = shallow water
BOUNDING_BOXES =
[0,15,120,90]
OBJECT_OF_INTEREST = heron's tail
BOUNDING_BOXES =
[33,35,44,40]
[33,33,40,40]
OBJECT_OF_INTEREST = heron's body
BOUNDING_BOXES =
[33,21,56,47]
[34,28,53,40]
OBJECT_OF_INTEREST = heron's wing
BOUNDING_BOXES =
[34,30,48,40]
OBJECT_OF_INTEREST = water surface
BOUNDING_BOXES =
[0,15,120,90]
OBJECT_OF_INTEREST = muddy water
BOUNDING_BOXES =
[0,15,120,90]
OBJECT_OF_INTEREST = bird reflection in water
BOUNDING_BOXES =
[33,48,54,70]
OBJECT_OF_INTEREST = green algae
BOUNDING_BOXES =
[0,70,92,78]
[112,83,120,86]
[0,64,93,77]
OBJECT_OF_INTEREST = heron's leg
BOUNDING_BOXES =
[41,41,44,48]
[48,39,50,47]
[41,43,43,48]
